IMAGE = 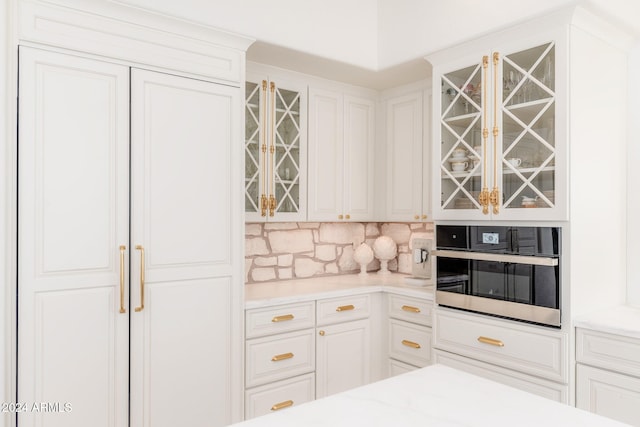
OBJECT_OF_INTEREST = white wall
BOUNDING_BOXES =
[627,42,640,307]
[113,0,379,69]
[1,0,8,423]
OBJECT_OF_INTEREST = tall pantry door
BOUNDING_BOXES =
[128,69,240,427]
[18,47,130,427]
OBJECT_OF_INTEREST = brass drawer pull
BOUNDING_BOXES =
[477,336,504,347]
[271,400,293,411]
[336,304,355,312]
[401,305,421,313]
[272,314,294,322]
[401,339,421,349]
[271,352,294,362]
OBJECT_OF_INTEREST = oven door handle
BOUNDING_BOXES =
[432,249,558,267]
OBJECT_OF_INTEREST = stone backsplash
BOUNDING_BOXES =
[245,222,434,284]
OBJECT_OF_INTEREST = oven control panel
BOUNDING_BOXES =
[482,232,500,245]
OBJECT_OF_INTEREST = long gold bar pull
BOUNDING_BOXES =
[119,245,126,314]
[401,340,421,349]
[271,400,293,411]
[478,55,491,215]
[401,305,421,314]
[272,314,294,322]
[490,52,501,215]
[134,245,145,312]
[271,352,294,362]
[268,81,277,216]
[477,336,504,347]
[336,304,355,312]
[260,80,268,217]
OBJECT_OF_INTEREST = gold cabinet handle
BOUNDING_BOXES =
[421,214,427,220]
[401,305,421,314]
[401,339,421,349]
[336,304,354,312]
[271,400,293,411]
[345,214,350,220]
[272,314,294,322]
[119,245,126,314]
[260,80,268,217]
[271,352,294,362]
[414,215,420,220]
[478,54,490,215]
[268,81,276,217]
[338,214,343,220]
[134,245,145,312]
[318,330,325,336]
[478,336,504,347]
[490,52,500,215]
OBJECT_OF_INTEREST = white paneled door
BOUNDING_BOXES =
[129,68,239,427]
[19,48,240,427]
[18,47,130,427]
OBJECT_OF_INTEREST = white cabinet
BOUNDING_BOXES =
[245,67,307,221]
[316,319,371,398]
[576,328,640,426]
[18,47,243,427]
[308,87,375,221]
[244,301,316,419]
[386,294,432,374]
[433,308,569,402]
[245,293,375,411]
[384,91,431,221]
[430,37,564,221]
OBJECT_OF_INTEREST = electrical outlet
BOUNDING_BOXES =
[411,238,432,279]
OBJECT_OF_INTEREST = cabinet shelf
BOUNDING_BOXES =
[441,165,555,179]
[443,112,481,127]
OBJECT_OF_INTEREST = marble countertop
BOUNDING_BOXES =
[245,273,434,309]
[230,364,627,427]
[574,304,640,340]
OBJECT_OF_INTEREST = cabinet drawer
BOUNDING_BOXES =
[316,294,370,326]
[387,294,432,326]
[576,328,640,377]
[434,350,568,403]
[244,373,315,420]
[246,329,315,387]
[389,319,431,367]
[388,359,419,377]
[246,302,315,339]
[433,309,567,383]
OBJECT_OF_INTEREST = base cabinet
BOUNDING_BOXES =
[576,364,640,426]
[386,294,433,374]
[576,327,640,426]
[433,308,568,403]
[316,319,371,398]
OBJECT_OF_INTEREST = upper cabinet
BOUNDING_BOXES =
[431,38,564,221]
[308,87,376,222]
[245,69,307,222]
[384,90,431,222]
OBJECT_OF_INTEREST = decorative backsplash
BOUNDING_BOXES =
[245,222,434,284]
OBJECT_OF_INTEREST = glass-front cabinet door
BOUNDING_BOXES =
[434,40,563,221]
[244,74,306,222]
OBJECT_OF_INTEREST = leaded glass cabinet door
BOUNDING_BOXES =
[438,60,486,218]
[499,42,558,217]
[244,76,306,222]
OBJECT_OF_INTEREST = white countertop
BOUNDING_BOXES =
[230,364,627,427]
[574,304,640,339]
[244,273,434,309]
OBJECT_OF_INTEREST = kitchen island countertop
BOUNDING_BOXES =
[230,364,628,427]
[245,273,433,309]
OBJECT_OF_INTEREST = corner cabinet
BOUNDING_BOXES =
[245,70,307,222]
[429,32,566,221]
[307,87,376,222]
[384,90,431,222]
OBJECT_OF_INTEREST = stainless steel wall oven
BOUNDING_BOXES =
[434,225,561,327]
